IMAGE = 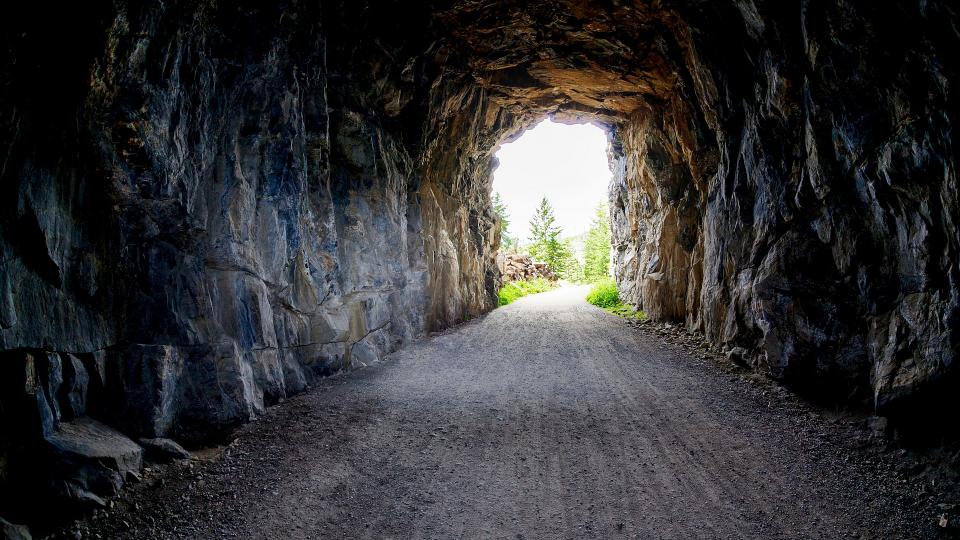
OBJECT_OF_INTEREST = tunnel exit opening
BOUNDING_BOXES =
[491,118,614,289]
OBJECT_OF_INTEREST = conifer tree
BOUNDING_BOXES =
[582,202,612,282]
[528,197,574,276]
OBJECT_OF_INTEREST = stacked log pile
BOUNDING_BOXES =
[499,254,556,282]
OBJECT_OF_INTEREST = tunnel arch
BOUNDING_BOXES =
[0,0,958,515]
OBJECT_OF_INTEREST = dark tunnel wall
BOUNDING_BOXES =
[0,0,957,518]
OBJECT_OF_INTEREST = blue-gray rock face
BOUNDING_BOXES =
[1,2,504,520]
[0,0,958,527]
[608,1,960,426]
[0,2,501,446]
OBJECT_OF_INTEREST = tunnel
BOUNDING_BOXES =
[1,0,958,531]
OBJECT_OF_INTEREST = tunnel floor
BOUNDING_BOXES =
[63,286,934,538]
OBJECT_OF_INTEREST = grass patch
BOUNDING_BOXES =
[498,278,555,306]
[586,278,646,320]
[585,278,619,308]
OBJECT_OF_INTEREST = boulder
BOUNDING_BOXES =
[138,438,191,463]
[44,418,143,505]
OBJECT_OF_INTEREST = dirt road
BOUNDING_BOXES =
[72,286,939,539]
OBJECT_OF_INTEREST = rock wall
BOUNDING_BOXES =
[0,0,506,516]
[611,1,960,425]
[1,0,958,525]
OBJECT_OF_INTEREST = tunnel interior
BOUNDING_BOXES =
[0,0,958,523]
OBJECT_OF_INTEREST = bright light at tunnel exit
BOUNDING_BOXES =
[492,119,612,244]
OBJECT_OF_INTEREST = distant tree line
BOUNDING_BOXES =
[492,192,610,283]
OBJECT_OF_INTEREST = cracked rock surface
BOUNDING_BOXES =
[1,0,958,528]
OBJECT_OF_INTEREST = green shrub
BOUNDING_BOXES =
[498,278,555,306]
[586,278,645,319]
[585,278,620,308]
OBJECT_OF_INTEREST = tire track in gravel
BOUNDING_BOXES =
[75,285,937,539]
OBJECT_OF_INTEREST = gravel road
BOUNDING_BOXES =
[66,286,946,539]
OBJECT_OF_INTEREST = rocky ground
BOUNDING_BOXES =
[48,287,959,539]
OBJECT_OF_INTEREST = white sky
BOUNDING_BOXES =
[492,119,612,242]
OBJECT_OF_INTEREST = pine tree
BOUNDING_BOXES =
[492,192,513,252]
[582,202,612,282]
[528,196,575,276]
[528,197,558,262]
